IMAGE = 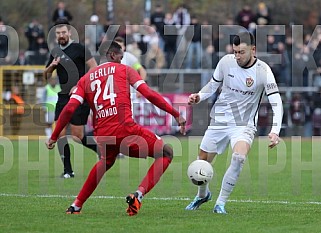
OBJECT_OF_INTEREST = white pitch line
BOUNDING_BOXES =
[0,193,321,205]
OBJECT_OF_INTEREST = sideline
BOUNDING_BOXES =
[0,193,320,205]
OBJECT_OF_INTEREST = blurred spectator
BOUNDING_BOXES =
[203,43,219,69]
[150,4,165,51]
[312,108,321,136]
[185,15,202,69]
[144,25,165,69]
[9,86,25,135]
[129,24,145,60]
[0,18,11,65]
[292,41,310,86]
[163,13,177,68]
[276,42,291,86]
[14,51,27,65]
[42,76,61,139]
[265,34,290,86]
[255,2,271,26]
[289,93,305,136]
[173,3,191,65]
[85,15,104,55]
[24,19,45,64]
[304,10,318,35]
[200,19,213,52]
[235,5,255,30]
[101,36,147,81]
[52,1,73,23]
[257,97,272,136]
[103,19,113,34]
[173,4,191,36]
[311,88,321,135]
[33,36,49,65]
[303,93,313,137]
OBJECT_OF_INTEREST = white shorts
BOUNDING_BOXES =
[200,125,257,154]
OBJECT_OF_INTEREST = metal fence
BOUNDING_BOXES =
[0,66,319,137]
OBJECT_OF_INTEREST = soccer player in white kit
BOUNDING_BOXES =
[185,31,283,214]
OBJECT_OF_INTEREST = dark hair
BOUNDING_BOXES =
[54,17,70,29]
[99,40,122,56]
[114,36,125,44]
[233,31,255,46]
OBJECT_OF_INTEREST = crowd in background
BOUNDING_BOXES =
[1,1,321,136]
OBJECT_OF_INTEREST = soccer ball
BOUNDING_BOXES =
[187,160,214,186]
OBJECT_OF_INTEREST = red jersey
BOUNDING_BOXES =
[51,62,179,140]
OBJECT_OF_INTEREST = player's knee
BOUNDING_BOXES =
[230,152,246,171]
[162,144,173,160]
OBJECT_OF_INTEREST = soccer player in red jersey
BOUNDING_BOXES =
[46,41,186,216]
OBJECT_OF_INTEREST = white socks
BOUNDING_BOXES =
[71,203,81,211]
[216,153,246,205]
[197,183,209,198]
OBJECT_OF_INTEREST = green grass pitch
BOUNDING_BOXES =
[0,136,321,233]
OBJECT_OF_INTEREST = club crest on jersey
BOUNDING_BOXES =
[246,77,254,87]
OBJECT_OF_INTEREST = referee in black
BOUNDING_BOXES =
[44,18,98,178]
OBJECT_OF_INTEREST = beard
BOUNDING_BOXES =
[58,37,69,46]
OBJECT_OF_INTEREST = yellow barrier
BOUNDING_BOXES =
[0,65,46,136]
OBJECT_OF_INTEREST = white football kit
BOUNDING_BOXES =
[198,54,283,154]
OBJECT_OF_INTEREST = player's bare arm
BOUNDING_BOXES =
[44,57,60,79]
[175,115,187,135]
[86,57,98,70]
[137,67,147,80]
[46,138,56,149]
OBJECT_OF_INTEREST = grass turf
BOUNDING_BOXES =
[0,137,321,233]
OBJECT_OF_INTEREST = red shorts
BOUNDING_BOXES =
[96,126,164,161]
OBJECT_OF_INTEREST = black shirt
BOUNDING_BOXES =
[46,42,92,94]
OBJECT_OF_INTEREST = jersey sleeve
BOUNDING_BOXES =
[267,93,283,135]
[212,55,227,82]
[137,83,180,118]
[50,98,81,141]
[70,76,86,104]
[263,65,279,96]
[198,78,221,102]
[126,66,145,88]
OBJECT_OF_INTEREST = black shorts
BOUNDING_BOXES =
[54,95,90,126]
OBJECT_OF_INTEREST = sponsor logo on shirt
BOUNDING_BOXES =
[226,85,254,95]
[228,74,234,78]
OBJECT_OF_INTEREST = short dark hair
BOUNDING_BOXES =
[54,17,70,29]
[99,40,122,56]
[233,31,255,46]
[114,36,125,44]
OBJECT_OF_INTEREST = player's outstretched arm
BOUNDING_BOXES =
[175,115,186,135]
[188,93,200,105]
[44,57,60,80]
[46,138,56,150]
[196,78,221,103]
[137,83,186,135]
[45,100,80,149]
